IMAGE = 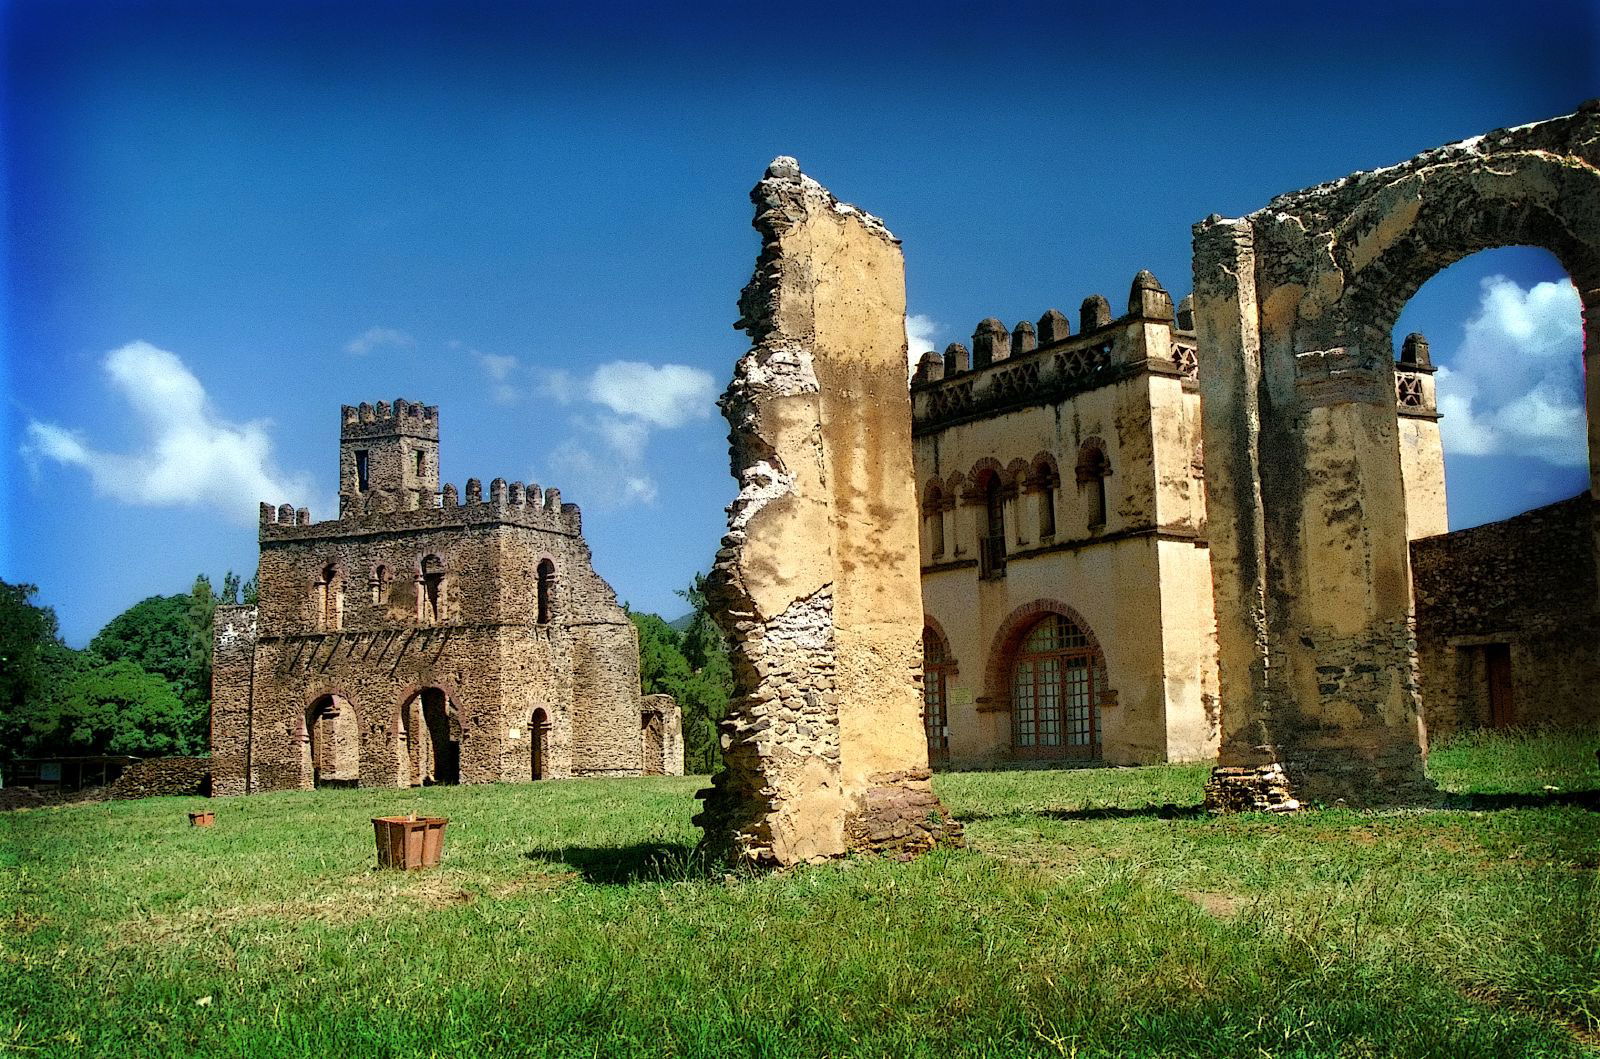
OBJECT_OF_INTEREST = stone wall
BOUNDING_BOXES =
[641,693,684,776]
[108,756,212,799]
[1412,493,1599,737]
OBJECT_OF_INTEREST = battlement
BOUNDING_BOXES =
[340,399,440,440]
[910,271,1198,432]
[260,477,582,542]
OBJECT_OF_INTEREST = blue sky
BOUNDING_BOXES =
[4,0,1596,646]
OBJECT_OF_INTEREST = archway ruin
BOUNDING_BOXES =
[1192,103,1600,809]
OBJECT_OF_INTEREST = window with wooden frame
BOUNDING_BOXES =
[1011,614,1102,760]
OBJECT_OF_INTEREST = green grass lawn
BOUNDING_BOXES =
[3,729,1598,1058]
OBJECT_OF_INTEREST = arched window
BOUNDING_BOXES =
[370,564,387,606]
[420,555,445,624]
[924,483,945,558]
[1077,445,1111,529]
[980,473,1006,578]
[317,563,342,630]
[536,559,557,625]
[922,627,953,764]
[1036,465,1059,540]
[1011,613,1102,760]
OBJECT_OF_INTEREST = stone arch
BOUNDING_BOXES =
[967,456,1007,496]
[418,553,448,624]
[528,705,552,780]
[982,599,1107,706]
[535,555,558,625]
[921,613,958,676]
[1191,104,1600,810]
[394,685,462,786]
[921,618,956,765]
[300,692,360,789]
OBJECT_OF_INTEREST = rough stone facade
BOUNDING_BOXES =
[910,274,1221,768]
[1191,103,1600,808]
[640,694,685,776]
[695,158,962,867]
[1412,493,1599,738]
[210,399,671,795]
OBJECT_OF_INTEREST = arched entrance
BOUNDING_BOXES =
[1192,104,1600,809]
[302,694,359,788]
[529,707,550,780]
[397,688,460,786]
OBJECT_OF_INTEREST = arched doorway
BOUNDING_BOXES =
[397,688,460,786]
[529,707,550,780]
[1009,613,1102,761]
[303,694,359,788]
[921,625,953,764]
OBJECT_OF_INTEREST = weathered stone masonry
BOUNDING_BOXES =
[695,158,962,866]
[1413,493,1599,738]
[211,399,679,795]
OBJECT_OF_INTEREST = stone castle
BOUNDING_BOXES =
[210,399,682,795]
[907,281,1453,768]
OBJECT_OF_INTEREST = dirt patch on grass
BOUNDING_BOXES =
[1180,890,1249,919]
[110,872,491,948]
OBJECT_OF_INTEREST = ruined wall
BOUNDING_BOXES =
[1193,103,1600,809]
[209,605,257,796]
[1412,494,1599,736]
[696,158,961,866]
[641,693,685,776]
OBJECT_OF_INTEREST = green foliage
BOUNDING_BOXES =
[631,572,733,774]
[90,594,194,693]
[4,733,1597,1057]
[49,658,196,756]
[0,580,62,761]
[4,570,252,762]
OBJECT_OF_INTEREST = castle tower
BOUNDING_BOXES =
[339,399,440,515]
[1395,333,1448,540]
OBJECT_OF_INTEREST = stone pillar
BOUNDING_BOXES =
[209,605,258,796]
[1194,215,1433,811]
[695,157,963,867]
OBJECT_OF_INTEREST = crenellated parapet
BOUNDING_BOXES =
[1394,331,1440,419]
[339,399,440,440]
[911,271,1199,433]
[261,479,581,541]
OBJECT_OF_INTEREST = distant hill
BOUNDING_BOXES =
[666,612,695,633]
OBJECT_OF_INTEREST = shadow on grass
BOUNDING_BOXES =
[957,802,1208,823]
[1441,789,1600,811]
[524,842,714,884]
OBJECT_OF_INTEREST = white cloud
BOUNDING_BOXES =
[1433,275,1586,467]
[587,361,716,428]
[544,438,660,507]
[472,350,522,404]
[906,313,941,372]
[344,326,416,355]
[525,360,715,509]
[22,341,321,524]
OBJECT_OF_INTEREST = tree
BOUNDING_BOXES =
[0,581,62,761]
[53,658,195,757]
[90,594,193,694]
